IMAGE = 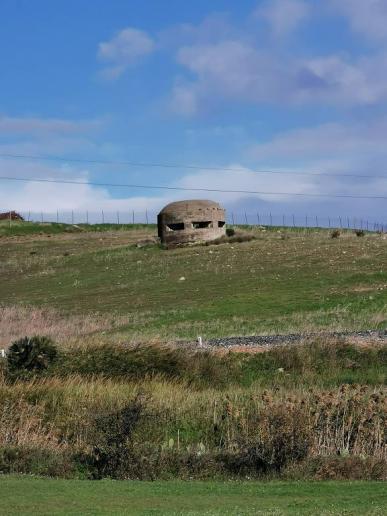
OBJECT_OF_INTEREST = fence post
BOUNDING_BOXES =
[71,210,74,225]
[146,209,149,225]
[315,215,318,228]
[292,214,295,227]
[9,210,11,228]
[86,211,89,224]
[244,212,248,225]
[339,216,342,229]
[282,214,285,227]
[231,212,235,225]
[41,212,44,223]
[117,211,120,224]
[257,213,260,226]
[102,210,105,224]
[27,211,31,222]
[132,210,135,224]
[305,215,308,227]
[270,213,272,226]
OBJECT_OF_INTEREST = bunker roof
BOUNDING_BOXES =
[159,199,223,215]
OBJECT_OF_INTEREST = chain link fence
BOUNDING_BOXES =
[3,209,384,232]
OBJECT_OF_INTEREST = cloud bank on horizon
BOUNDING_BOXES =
[0,0,386,220]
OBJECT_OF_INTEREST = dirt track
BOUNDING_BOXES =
[197,329,387,349]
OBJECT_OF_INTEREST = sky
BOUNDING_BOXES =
[0,0,386,224]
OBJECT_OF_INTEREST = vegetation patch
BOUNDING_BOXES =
[1,224,385,341]
[0,339,385,480]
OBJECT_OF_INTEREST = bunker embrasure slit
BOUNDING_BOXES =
[167,223,185,231]
[192,221,212,229]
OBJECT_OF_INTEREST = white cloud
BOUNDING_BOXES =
[0,159,166,216]
[0,116,101,136]
[255,0,310,36]
[2,152,385,221]
[165,1,387,115]
[250,118,387,160]
[170,84,198,116]
[172,41,289,114]
[248,120,387,212]
[331,0,387,42]
[98,28,155,79]
[171,36,387,114]
[176,164,315,203]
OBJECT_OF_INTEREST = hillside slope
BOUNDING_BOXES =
[0,223,386,343]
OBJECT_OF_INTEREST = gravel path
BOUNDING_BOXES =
[199,329,387,348]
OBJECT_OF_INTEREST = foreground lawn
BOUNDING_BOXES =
[0,478,386,515]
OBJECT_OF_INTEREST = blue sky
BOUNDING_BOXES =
[0,0,386,223]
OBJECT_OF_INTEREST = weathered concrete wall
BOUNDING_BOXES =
[158,200,226,246]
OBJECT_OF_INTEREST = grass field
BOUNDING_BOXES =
[0,221,385,489]
[0,221,386,343]
[0,477,386,515]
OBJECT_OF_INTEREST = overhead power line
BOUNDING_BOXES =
[0,152,386,180]
[0,175,386,200]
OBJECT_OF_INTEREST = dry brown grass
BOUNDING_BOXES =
[0,398,67,451]
[0,305,135,348]
[0,375,384,473]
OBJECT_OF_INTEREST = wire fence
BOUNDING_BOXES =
[4,209,386,232]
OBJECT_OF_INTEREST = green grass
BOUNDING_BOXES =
[0,219,155,237]
[0,477,385,515]
[0,224,386,341]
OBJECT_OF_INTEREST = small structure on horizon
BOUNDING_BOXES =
[0,211,24,221]
[157,200,226,246]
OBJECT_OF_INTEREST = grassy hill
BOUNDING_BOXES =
[0,221,386,344]
[0,221,386,485]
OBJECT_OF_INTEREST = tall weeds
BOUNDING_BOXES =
[0,339,385,479]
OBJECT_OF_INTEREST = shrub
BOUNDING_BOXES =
[58,344,240,388]
[79,395,147,479]
[330,229,341,238]
[206,233,255,246]
[285,456,387,480]
[0,446,74,477]
[216,401,310,475]
[7,336,58,378]
[355,229,365,237]
[226,228,235,237]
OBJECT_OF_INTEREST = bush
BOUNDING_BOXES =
[216,403,310,475]
[206,233,255,246]
[226,228,235,237]
[79,396,147,479]
[355,229,365,237]
[7,336,58,378]
[285,456,387,480]
[0,446,74,477]
[58,344,240,388]
[330,229,341,238]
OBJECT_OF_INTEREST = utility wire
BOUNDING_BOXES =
[0,152,386,180]
[0,175,386,200]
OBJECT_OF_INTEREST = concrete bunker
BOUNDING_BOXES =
[157,200,226,246]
